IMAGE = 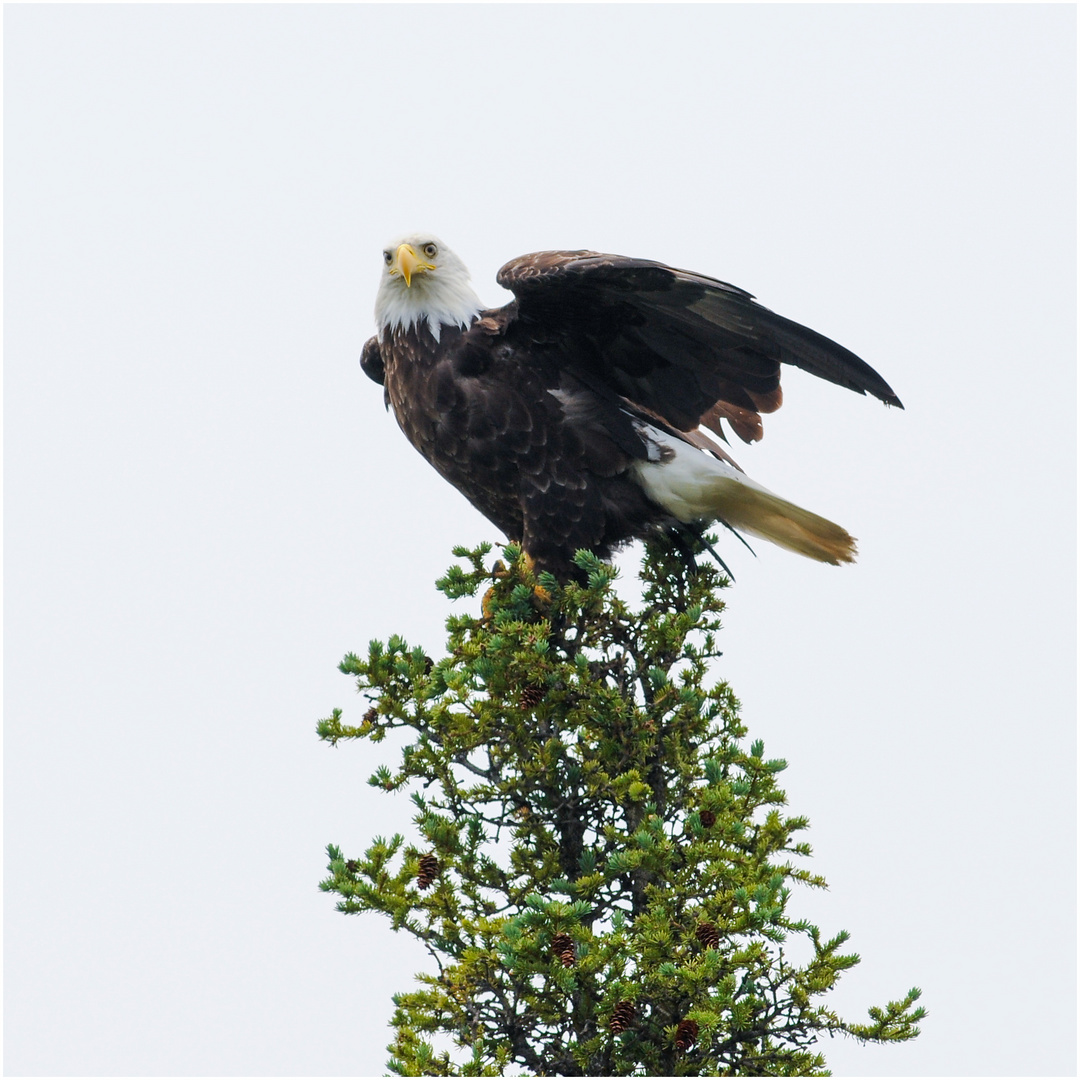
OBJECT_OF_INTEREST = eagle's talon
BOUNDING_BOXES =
[521,553,553,607]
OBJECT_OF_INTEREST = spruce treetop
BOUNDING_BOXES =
[319,537,924,1075]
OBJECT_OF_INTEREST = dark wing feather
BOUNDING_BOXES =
[360,336,384,384]
[496,251,902,442]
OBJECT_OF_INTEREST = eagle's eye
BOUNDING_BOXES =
[423,243,438,259]
[383,250,393,265]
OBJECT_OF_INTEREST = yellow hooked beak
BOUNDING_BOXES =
[392,243,435,287]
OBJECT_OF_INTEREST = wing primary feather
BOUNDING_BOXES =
[713,516,758,558]
[672,521,745,581]
[763,313,903,407]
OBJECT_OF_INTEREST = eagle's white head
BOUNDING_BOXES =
[374,233,484,344]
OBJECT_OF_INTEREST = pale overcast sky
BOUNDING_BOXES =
[5,4,1075,1076]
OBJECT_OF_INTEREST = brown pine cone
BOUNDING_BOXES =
[345,859,359,873]
[550,932,575,968]
[695,921,720,949]
[675,1017,699,1051]
[417,854,440,890]
[699,809,716,828]
[519,683,546,708]
[609,1000,636,1034]
[363,707,377,724]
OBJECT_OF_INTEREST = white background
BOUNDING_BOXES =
[5,5,1075,1075]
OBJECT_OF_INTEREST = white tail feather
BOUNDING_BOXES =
[631,428,857,565]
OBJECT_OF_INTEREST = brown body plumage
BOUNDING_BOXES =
[367,313,663,576]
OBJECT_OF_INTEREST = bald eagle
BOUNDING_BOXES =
[361,234,901,580]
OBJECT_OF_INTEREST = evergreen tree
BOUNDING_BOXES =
[318,538,924,1075]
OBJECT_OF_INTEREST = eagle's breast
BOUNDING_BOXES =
[380,322,543,540]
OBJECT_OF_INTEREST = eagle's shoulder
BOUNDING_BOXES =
[443,306,527,379]
[472,305,515,336]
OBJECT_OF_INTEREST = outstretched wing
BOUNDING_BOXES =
[497,250,902,443]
